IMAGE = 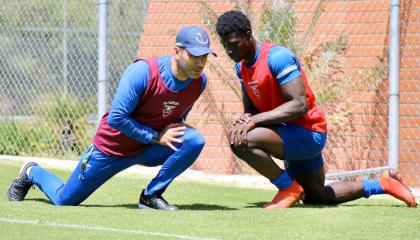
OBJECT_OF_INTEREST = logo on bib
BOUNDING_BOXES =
[248,80,260,99]
[163,101,179,117]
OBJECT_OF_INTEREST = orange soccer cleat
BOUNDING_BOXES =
[378,169,417,208]
[263,180,304,209]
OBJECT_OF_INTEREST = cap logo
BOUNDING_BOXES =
[195,32,209,45]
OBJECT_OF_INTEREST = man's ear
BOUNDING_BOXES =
[174,47,181,60]
[246,30,252,40]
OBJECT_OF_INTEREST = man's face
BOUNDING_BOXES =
[176,48,208,79]
[220,32,251,62]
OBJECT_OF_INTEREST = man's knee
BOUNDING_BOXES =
[302,186,337,205]
[229,144,260,164]
[52,187,84,206]
[183,129,205,151]
[229,144,245,158]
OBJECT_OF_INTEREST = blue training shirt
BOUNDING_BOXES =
[107,56,207,143]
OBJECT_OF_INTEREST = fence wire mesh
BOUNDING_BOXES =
[0,0,418,187]
[0,0,147,160]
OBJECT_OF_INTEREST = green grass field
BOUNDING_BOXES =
[0,160,419,240]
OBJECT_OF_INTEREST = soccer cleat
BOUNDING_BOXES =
[378,169,417,208]
[263,180,304,209]
[138,189,179,211]
[7,162,38,201]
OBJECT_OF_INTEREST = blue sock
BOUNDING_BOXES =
[271,171,293,190]
[362,179,385,198]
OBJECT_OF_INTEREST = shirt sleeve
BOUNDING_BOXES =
[107,60,157,144]
[268,46,301,85]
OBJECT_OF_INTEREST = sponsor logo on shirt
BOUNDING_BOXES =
[163,100,179,117]
[248,80,260,99]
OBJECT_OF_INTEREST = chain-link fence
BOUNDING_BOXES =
[0,0,147,160]
[1,0,418,187]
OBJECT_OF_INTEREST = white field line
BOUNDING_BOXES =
[0,217,219,240]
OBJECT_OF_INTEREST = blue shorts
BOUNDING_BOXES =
[276,123,327,177]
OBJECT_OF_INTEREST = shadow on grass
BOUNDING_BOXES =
[177,203,238,211]
[79,203,237,210]
[244,201,266,208]
[245,201,339,209]
[80,204,139,209]
[19,199,409,209]
[340,203,408,208]
[26,198,51,204]
[245,201,408,209]
[25,199,237,210]
[25,198,138,209]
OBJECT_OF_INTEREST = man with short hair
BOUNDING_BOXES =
[216,10,416,208]
[8,26,216,211]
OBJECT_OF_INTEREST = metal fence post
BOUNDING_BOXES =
[97,0,108,124]
[388,0,400,170]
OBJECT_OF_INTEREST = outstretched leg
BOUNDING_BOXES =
[294,167,416,207]
[27,145,144,205]
[376,169,416,207]
[7,162,39,201]
[294,167,364,204]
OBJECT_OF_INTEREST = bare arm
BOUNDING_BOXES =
[228,77,308,146]
[251,76,308,126]
[242,90,258,115]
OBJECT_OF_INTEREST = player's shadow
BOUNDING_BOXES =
[25,199,237,210]
[246,201,408,208]
[80,203,237,210]
[245,201,267,208]
[245,201,339,209]
[26,198,139,209]
[339,203,407,208]
[79,203,237,210]
[80,204,139,209]
[176,203,238,211]
[26,198,51,204]
[80,203,238,211]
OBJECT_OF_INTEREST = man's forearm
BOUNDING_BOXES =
[108,114,157,144]
[251,99,308,126]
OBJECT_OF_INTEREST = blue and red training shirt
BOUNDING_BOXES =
[236,42,327,132]
[93,56,206,157]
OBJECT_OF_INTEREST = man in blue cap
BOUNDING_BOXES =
[8,26,216,211]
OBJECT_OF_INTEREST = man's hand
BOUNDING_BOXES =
[228,117,256,147]
[231,113,252,126]
[155,123,186,151]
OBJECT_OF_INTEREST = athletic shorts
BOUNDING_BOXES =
[276,123,327,177]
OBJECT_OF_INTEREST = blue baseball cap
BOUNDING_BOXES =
[176,26,217,57]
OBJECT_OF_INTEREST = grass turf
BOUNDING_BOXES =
[0,160,419,240]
